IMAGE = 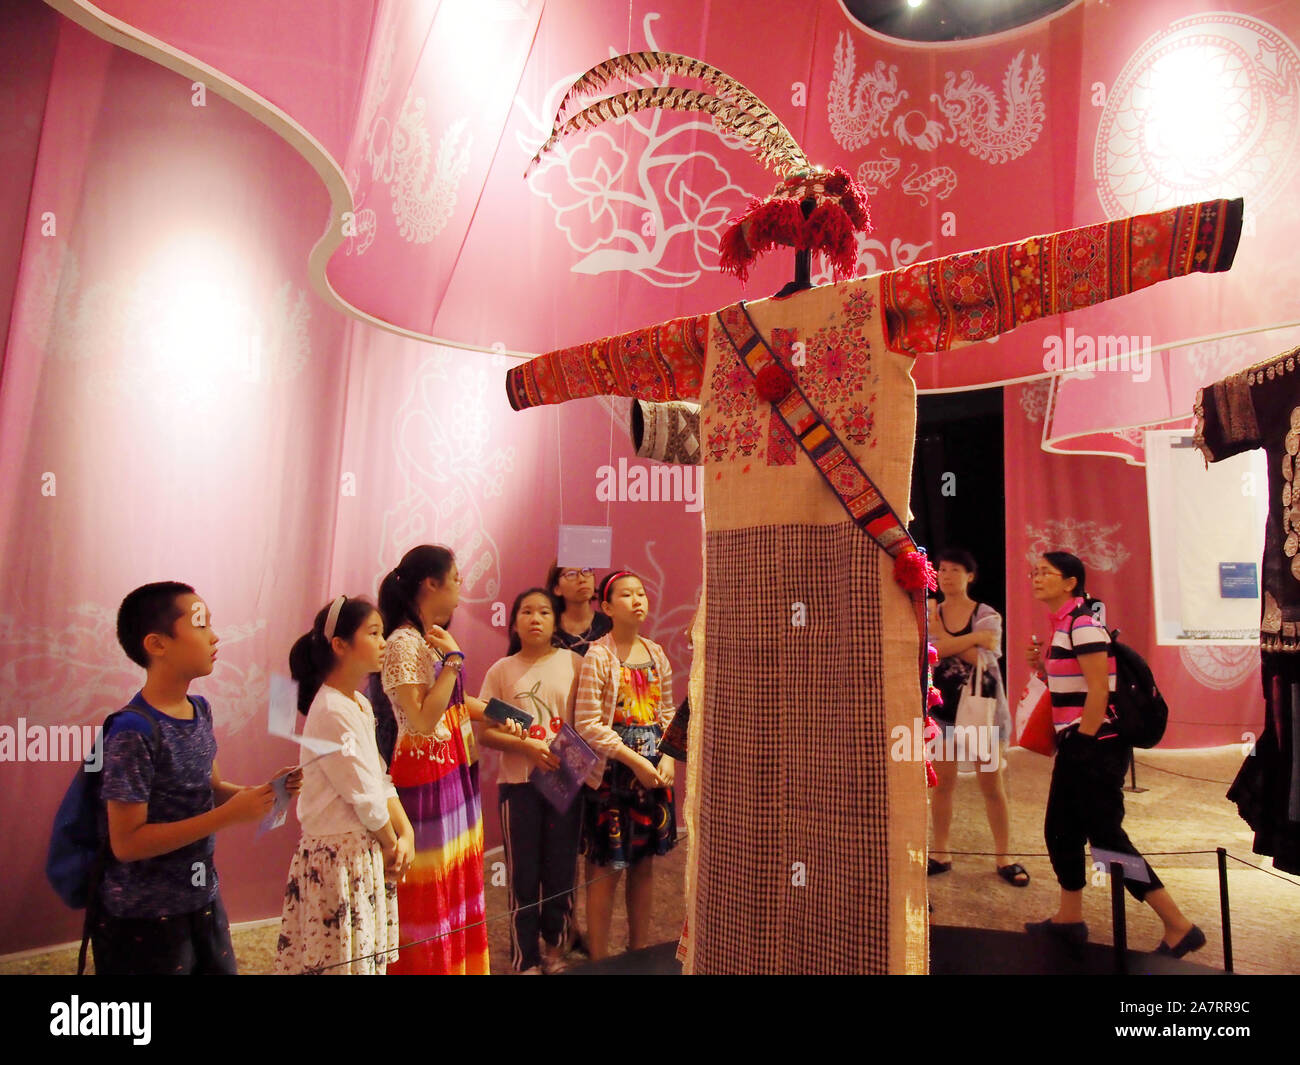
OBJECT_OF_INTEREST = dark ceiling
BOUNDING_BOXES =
[844,0,1076,42]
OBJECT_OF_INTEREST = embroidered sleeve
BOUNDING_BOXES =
[1195,370,1261,464]
[381,629,427,695]
[506,314,710,410]
[880,197,1243,356]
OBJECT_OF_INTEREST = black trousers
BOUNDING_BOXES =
[499,782,583,971]
[91,893,237,975]
[1044,732,1163,900]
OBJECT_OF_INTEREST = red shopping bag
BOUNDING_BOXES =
[1014,675,1056,756]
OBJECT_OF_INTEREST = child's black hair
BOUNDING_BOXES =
[288,597,378,714]
[506,587,560,657]
[377,544,455,637]
[597,569,641,604]
[116,581,196,668]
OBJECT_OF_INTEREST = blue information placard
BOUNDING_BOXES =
[1219,562,1258,599]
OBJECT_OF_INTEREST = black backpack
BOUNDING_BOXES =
[46,706,162,974]
[1106,629,1168,748]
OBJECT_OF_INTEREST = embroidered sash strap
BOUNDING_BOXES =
[716,302,932,715]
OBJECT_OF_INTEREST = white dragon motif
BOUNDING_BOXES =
[359,8,473,247]
[385,100,472,244]
[931,50,1045,164]
[827,33,907,150]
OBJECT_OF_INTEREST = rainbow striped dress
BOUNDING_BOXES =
[381,626,489,975]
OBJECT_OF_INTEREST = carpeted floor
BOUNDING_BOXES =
[5,745,1297,974]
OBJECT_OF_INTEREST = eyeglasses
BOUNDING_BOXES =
[560,568,594,580]
[1029,568,1063,580]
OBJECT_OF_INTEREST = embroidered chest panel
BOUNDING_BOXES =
[704,293,881,469]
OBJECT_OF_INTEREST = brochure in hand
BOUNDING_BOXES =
[530,723,599,814]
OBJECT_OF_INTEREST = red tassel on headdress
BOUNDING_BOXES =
[927,643,940,666]
[927,685,943,709]
[803,202,858,280]
[926,760,939,788]
[718,223,754,283]
[894,548,938,593]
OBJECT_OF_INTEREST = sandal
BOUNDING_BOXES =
[927,858,952,876]
[997,862,1030,887]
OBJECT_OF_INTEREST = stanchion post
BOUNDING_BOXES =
[1124,750,1148,793]
[1110,860,1127,975]
[1217,847,1233,974]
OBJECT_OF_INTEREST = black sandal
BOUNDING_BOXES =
[997,862,1030,887]
[927,858,952,876]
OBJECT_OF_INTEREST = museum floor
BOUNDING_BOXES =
[5,745,1297,975]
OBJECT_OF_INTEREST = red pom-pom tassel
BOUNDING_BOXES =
[927,643,940,665]
[927,685,943,709]
[894,548,938,593]
[754,364,793,402]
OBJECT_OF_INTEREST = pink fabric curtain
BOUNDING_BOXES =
[1005,381,1263,749]
[4,0,1299,956]
[0,15,700,956]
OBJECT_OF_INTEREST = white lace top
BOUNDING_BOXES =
[380,625,456,743]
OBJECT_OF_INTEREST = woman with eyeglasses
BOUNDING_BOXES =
[1024,551,1203,957]
[546,562,612,656]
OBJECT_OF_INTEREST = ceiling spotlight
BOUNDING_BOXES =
[906,0,925,9]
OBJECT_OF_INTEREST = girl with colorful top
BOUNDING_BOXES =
[574,570,677,961]
[546,561,612,656]
[276,596,412,975]
[1024,551,1204,957]
[377,545,522,975]
[479,588,584,974]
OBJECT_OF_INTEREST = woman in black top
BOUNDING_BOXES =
[546,562,612,656]
[927,548,1026,887]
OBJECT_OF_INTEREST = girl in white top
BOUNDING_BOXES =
[275,596,414,975]
[479,588,583,973]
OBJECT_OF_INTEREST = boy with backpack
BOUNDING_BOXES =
[87,581,299,974]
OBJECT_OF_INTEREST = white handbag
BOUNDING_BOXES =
[955,656,996,732]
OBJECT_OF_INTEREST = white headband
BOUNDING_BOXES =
[323,595,347,641]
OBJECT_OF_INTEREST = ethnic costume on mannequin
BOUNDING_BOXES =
[514,54,1243,974]
[1196,347,1300,875]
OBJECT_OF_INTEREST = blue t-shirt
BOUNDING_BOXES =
[98,692,220,918]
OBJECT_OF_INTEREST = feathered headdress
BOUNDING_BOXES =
[528,51,871,283]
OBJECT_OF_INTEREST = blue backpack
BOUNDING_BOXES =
[46,706,161,973]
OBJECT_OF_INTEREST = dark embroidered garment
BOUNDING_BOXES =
[1197,345,1300,874]
[1195,345,1300,652]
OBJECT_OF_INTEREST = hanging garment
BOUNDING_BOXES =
[1196,345,1300,874]
[509,198,1241,973]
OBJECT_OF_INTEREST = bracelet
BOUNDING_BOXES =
[442,650,465,661]
[442,657,464,672]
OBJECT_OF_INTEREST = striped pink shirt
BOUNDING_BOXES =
[1044,597,1118,735]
